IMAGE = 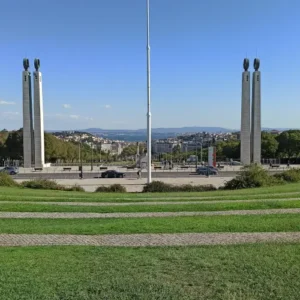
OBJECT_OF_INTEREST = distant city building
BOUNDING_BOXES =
[152,140,180,154]
[181,142,202,153]
[100,143,112,153]
[270,130,280,135]
[111,142,124,155]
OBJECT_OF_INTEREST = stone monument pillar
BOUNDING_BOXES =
[240,58,251,165]
[251,58,261,163]
[22,58,34,168]
[33,59,45,168]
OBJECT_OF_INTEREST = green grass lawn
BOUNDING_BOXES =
[1,184,300,299]
[0,214,299,234]
[0,182,300,200]
[1,184,300,203]
[3,193,300,203]
[0,199,299,213]
[0,244,299,300]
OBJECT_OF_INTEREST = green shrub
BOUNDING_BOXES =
[274,168,300,183]
[224,164,283,190]
[0,173,19,187]
[175,184,216,192]
[95,184,126,193]
[65,185,85,192]
[143,181,171,193]
[143,181,217,193]
[21,179,65,191]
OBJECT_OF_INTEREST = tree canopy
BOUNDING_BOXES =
[0,130,106,163]
[1,129,300,164]
[261,132,279,158]
[276,130,300,158]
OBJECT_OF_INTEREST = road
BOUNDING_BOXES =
[13,170,283,180]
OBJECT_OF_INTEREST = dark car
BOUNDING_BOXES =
[101,170,125,178]
[0,166,19,175]
[196,167,218,175]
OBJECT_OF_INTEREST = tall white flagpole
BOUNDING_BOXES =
[146,0,152,183]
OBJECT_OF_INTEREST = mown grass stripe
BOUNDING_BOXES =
[0,244,299,299]
[1,192,300,203]
[0,199,299,213]
[1,183,300,200]
[0,214,298,234]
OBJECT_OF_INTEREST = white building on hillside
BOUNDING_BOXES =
[152,140,180,154]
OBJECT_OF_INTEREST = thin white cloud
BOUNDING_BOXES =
[0,111,20,120]
[45,114,93,122]
[2,112,19,116]
[104,104,111,109]
[54,114,64,118]
[63,104,71,109]
[69,115,80,119]
[0,100,16,105]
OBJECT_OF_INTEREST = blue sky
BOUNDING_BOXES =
[0,0,299,130]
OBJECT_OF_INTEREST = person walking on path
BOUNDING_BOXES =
[137,169,142,179]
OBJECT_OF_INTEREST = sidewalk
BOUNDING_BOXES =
[16,177,232,192]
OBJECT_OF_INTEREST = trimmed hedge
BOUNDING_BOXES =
[0,173,19,187]
[143,181,217,193]
[95,184,126,193]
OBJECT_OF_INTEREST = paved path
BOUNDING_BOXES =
[1,197,299,207]
[0,232,300,247]
[16,177,232,192]
[0,208,299,219]
[14,171,236,180]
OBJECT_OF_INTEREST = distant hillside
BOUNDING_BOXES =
[68,127,233,142]
[83,127,232,134]
[45,127,297,142]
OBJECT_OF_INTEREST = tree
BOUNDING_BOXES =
[261,132,279,158]
[120,143,145,159]
[216,140,240,160]
[172,145,181,154]
[3,129,23,160]
[276,130,300,158]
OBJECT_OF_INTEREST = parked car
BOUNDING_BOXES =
[0,166,19,175]
[196,167,218,175]
[101,170,125,178]
[208,166,218,171]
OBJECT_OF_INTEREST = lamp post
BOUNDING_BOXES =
[99,142,102,163]
[146,0,152,183]
[91,142,93,171]
[195,141,198,171]
[79,138,83,179]
[200,140,203,165]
